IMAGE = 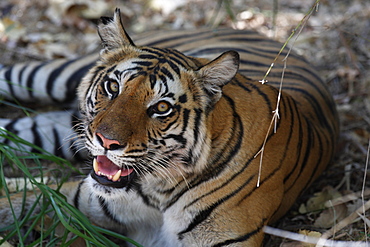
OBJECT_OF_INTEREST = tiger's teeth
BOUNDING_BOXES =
[93,157,122,182]
[112,169,122,182]
[93,158,99,173]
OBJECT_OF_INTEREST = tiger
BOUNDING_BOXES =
[0,8,339,247]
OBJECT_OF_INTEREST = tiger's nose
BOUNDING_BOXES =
[96,132,123,150]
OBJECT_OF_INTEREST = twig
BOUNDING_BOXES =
[255,0,321,187]
[264,226,369,247]
[361,139,370,242]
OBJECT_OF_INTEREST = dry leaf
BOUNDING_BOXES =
[0,17,26,42]
[337,66,359,81]
[46,0,110,26]
[299,186,342,214]
[314,204,348,228]
[0,236,13,247]
[298,229,322,247]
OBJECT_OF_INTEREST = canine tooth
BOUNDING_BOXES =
[112,169,122,182]
[93,158,99,173]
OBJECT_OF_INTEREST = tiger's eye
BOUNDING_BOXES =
[109,81,119,93]
[157,101,170,113]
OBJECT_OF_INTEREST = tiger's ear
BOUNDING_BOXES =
[197,50,239,103]
[98,8,135,53]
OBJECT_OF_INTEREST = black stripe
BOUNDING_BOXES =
[73,180,84,209]
[303,121,326,189]
[166,60,181,76]
[163,134,187,147]
[142,30,213,47]
[85,68,106,108]
[285,114,313,190]
[52,127,63,158]
[212,219,266,247]
[46,59,79,102]
[70,112,86,161]
[192,108,202,146]
[98,197,124,225]
[64,62,98,102]
[26,62,47,99]
[239,80,274,113]
[282,97,303,184]
[31,121,42,154]
[160,66,173,81]
[149,74,156,89]
[138,54,158,59]
[236,165,281,206]
[281,86,334,135]
[235,118,287,206]
[143,30,258,49]
[270,95,295,175]
[178,174,255,237]
[4,66,15,97]
[86,66,105,100]
[133,61,153,67]
[3,119,18,145]
[18,64,27,86]
[220,36,280,45]
[160,114,179,132]
[167,49,194,70]
[232,76,251,92]
[141,47,166,57]
[278,70,334,113]
[4,119,18,135]
[136,184,161,208]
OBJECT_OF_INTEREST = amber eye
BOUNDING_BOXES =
[105,80,120,98]
[156,101,170,113]
[108,81,119,93]
[148,101,173,117]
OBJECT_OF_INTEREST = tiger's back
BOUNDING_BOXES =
[0,9,339,247]
[131,29,339,225]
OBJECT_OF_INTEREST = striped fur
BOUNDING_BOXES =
[0,8,339,247]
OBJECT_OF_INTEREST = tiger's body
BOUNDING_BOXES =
[0,9,339,247]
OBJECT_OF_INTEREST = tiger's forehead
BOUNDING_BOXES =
[105,51,189,103]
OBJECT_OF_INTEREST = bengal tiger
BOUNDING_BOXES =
[0,9,339,247]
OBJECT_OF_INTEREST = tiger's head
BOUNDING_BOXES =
[78,9,239,189]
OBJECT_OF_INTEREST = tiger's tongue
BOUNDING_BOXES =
[93,155,133,182]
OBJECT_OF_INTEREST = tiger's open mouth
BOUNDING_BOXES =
[91,155,136,188]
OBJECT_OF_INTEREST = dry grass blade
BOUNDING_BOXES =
[255,0,320,187]
[324,189,370,207]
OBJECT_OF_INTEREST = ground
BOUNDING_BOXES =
[0,0,369,246]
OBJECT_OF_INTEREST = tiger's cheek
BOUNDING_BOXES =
[148,108,180,142]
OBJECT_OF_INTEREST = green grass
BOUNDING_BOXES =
[0,128,143,247]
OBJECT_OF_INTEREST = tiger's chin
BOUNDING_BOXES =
[91,155,137,188]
